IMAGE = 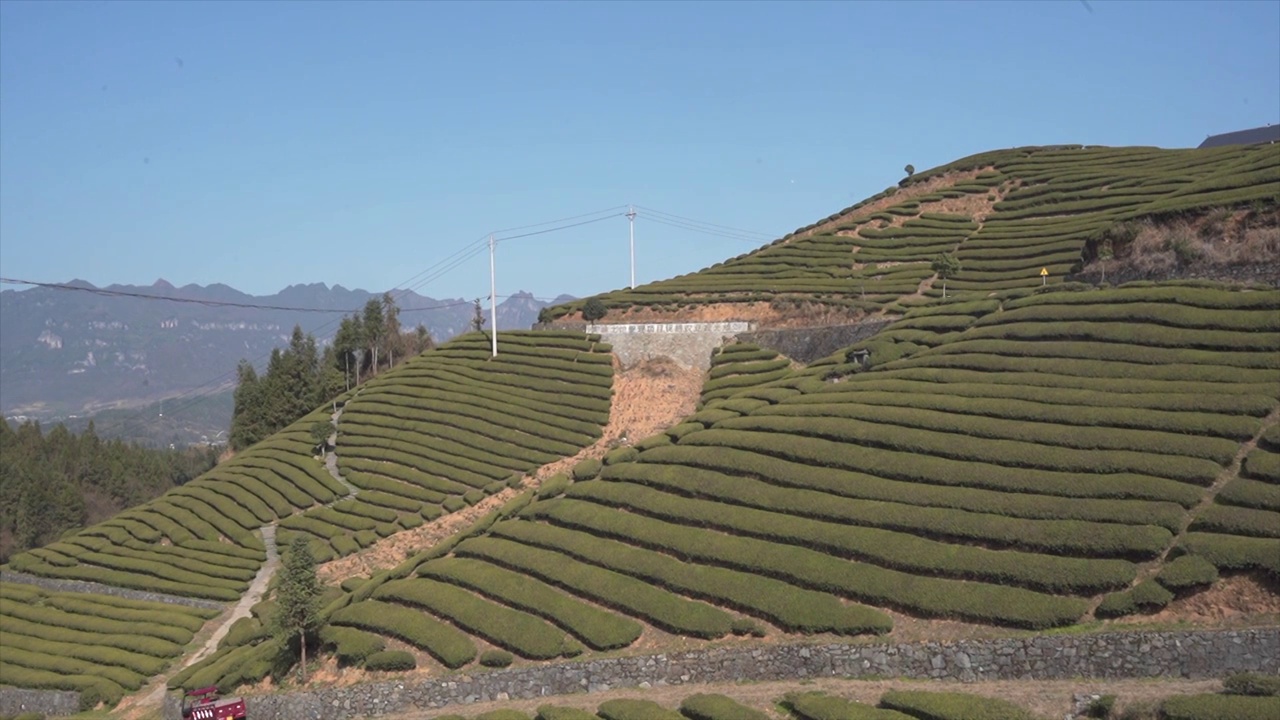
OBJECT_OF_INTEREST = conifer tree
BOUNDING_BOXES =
[273,535,322,683]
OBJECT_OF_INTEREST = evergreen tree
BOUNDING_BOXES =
[471,299,486,332]
[361,299,384,373]
[273,535,322,683]
[380,293,403,369]
[230,360,266,450]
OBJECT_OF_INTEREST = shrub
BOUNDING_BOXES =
[443,496,466,513]
[783,691,912,720]
[680,694,770,720]
[582,298,607,321]
[572,458,603,481]
[604,447,640,465]
[419,557,642,650]
[374,578,572,659]
[537,706,599,720]
[363,650,415,672]
[1096,579,1174,618]
[878,689,1038,719]
[319,625,384,667]
[329,600,475,668]
[537,474,572,499]
[475,712,531,720]
[479,649,514,667]
[1156,555,1219,591]
[598,699,684,720]
[454,535,734,638]
[1223,673,1280,696]
[464,489,485,506]
[1160,694,1280,720]
[730,618,766,637]
[1085,695,1116,718]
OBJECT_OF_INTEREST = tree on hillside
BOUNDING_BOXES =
[931,253,961,299]
[904,164,915,177]
[332,314,364,388]
[380,292,403,368]
[273,535,322,683]
[582,298,607,322]
[471,299,486,332]
[414,324,434,353]
[361,299,385,373]
[229,325,330,451]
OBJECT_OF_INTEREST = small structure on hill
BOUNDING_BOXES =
[1197,124,1279,148]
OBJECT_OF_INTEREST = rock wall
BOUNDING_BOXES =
[736,320,893,364]
[0,688,80,718]
[161,628,1279,719]
[0,569,225,611]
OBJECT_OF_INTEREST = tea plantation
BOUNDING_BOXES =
[543,143,1278,320]
[1,142,1276,710]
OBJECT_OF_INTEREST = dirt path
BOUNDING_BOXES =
[121,525,280,719]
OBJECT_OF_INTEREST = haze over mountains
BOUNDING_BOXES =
[0,279,572,429]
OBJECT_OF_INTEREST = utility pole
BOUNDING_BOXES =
[489,234,498,357]
[627,205,637,289]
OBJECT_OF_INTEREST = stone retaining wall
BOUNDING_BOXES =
[0,688,80,718]
[584,322,755,370]
[161,628,1279,720]
[0,570,225,611]
[736,320,893,364]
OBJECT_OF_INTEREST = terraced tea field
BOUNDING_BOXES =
[297,283,1278,678]
[543,143,1279,320]
[0,583,217,709]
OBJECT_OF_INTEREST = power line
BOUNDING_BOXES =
[494,212,627,243]
[640,214,775,244]
[634,205,777,240]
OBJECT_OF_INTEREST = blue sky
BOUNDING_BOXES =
[2,0,1277,303]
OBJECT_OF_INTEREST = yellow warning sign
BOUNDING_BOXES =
[1040,268,1049,276]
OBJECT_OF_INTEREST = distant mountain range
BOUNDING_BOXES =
[0,279,572,437]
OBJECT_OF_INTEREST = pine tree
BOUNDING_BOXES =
[273,535,322,683]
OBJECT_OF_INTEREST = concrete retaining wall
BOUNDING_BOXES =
[0,688,80,718]
[158,628,1279,719]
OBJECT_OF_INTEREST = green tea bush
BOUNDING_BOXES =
[605,447,640,465]
[1096,579,1174,618]
[319,625,385,667]
[0,630,166,676]
[572,458,603,481]
[419,557,642,650]
[453,535,734,638]
[598,699,685,720]
[680,694,770,720]
[537,706,599,720]
[374,578,572,659]
[1160,694,1280,720]
[443,496,467,513]
[1192,505,1280,539]
[1156,554,1219,591]
[364,650,415,672]
[329,599,475,668]
[479,649,514,667]
[783,691,913,720]
[505,509,892,635]
[1223,673,1280,697]
[521,498,1081,628]
[877,690,1037,719]
[579,472,1140,590]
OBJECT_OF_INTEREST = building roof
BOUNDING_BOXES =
[1198,124,1280,149]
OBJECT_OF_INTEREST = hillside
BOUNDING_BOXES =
[543,143,1278,324]
[0,142,1277,714]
